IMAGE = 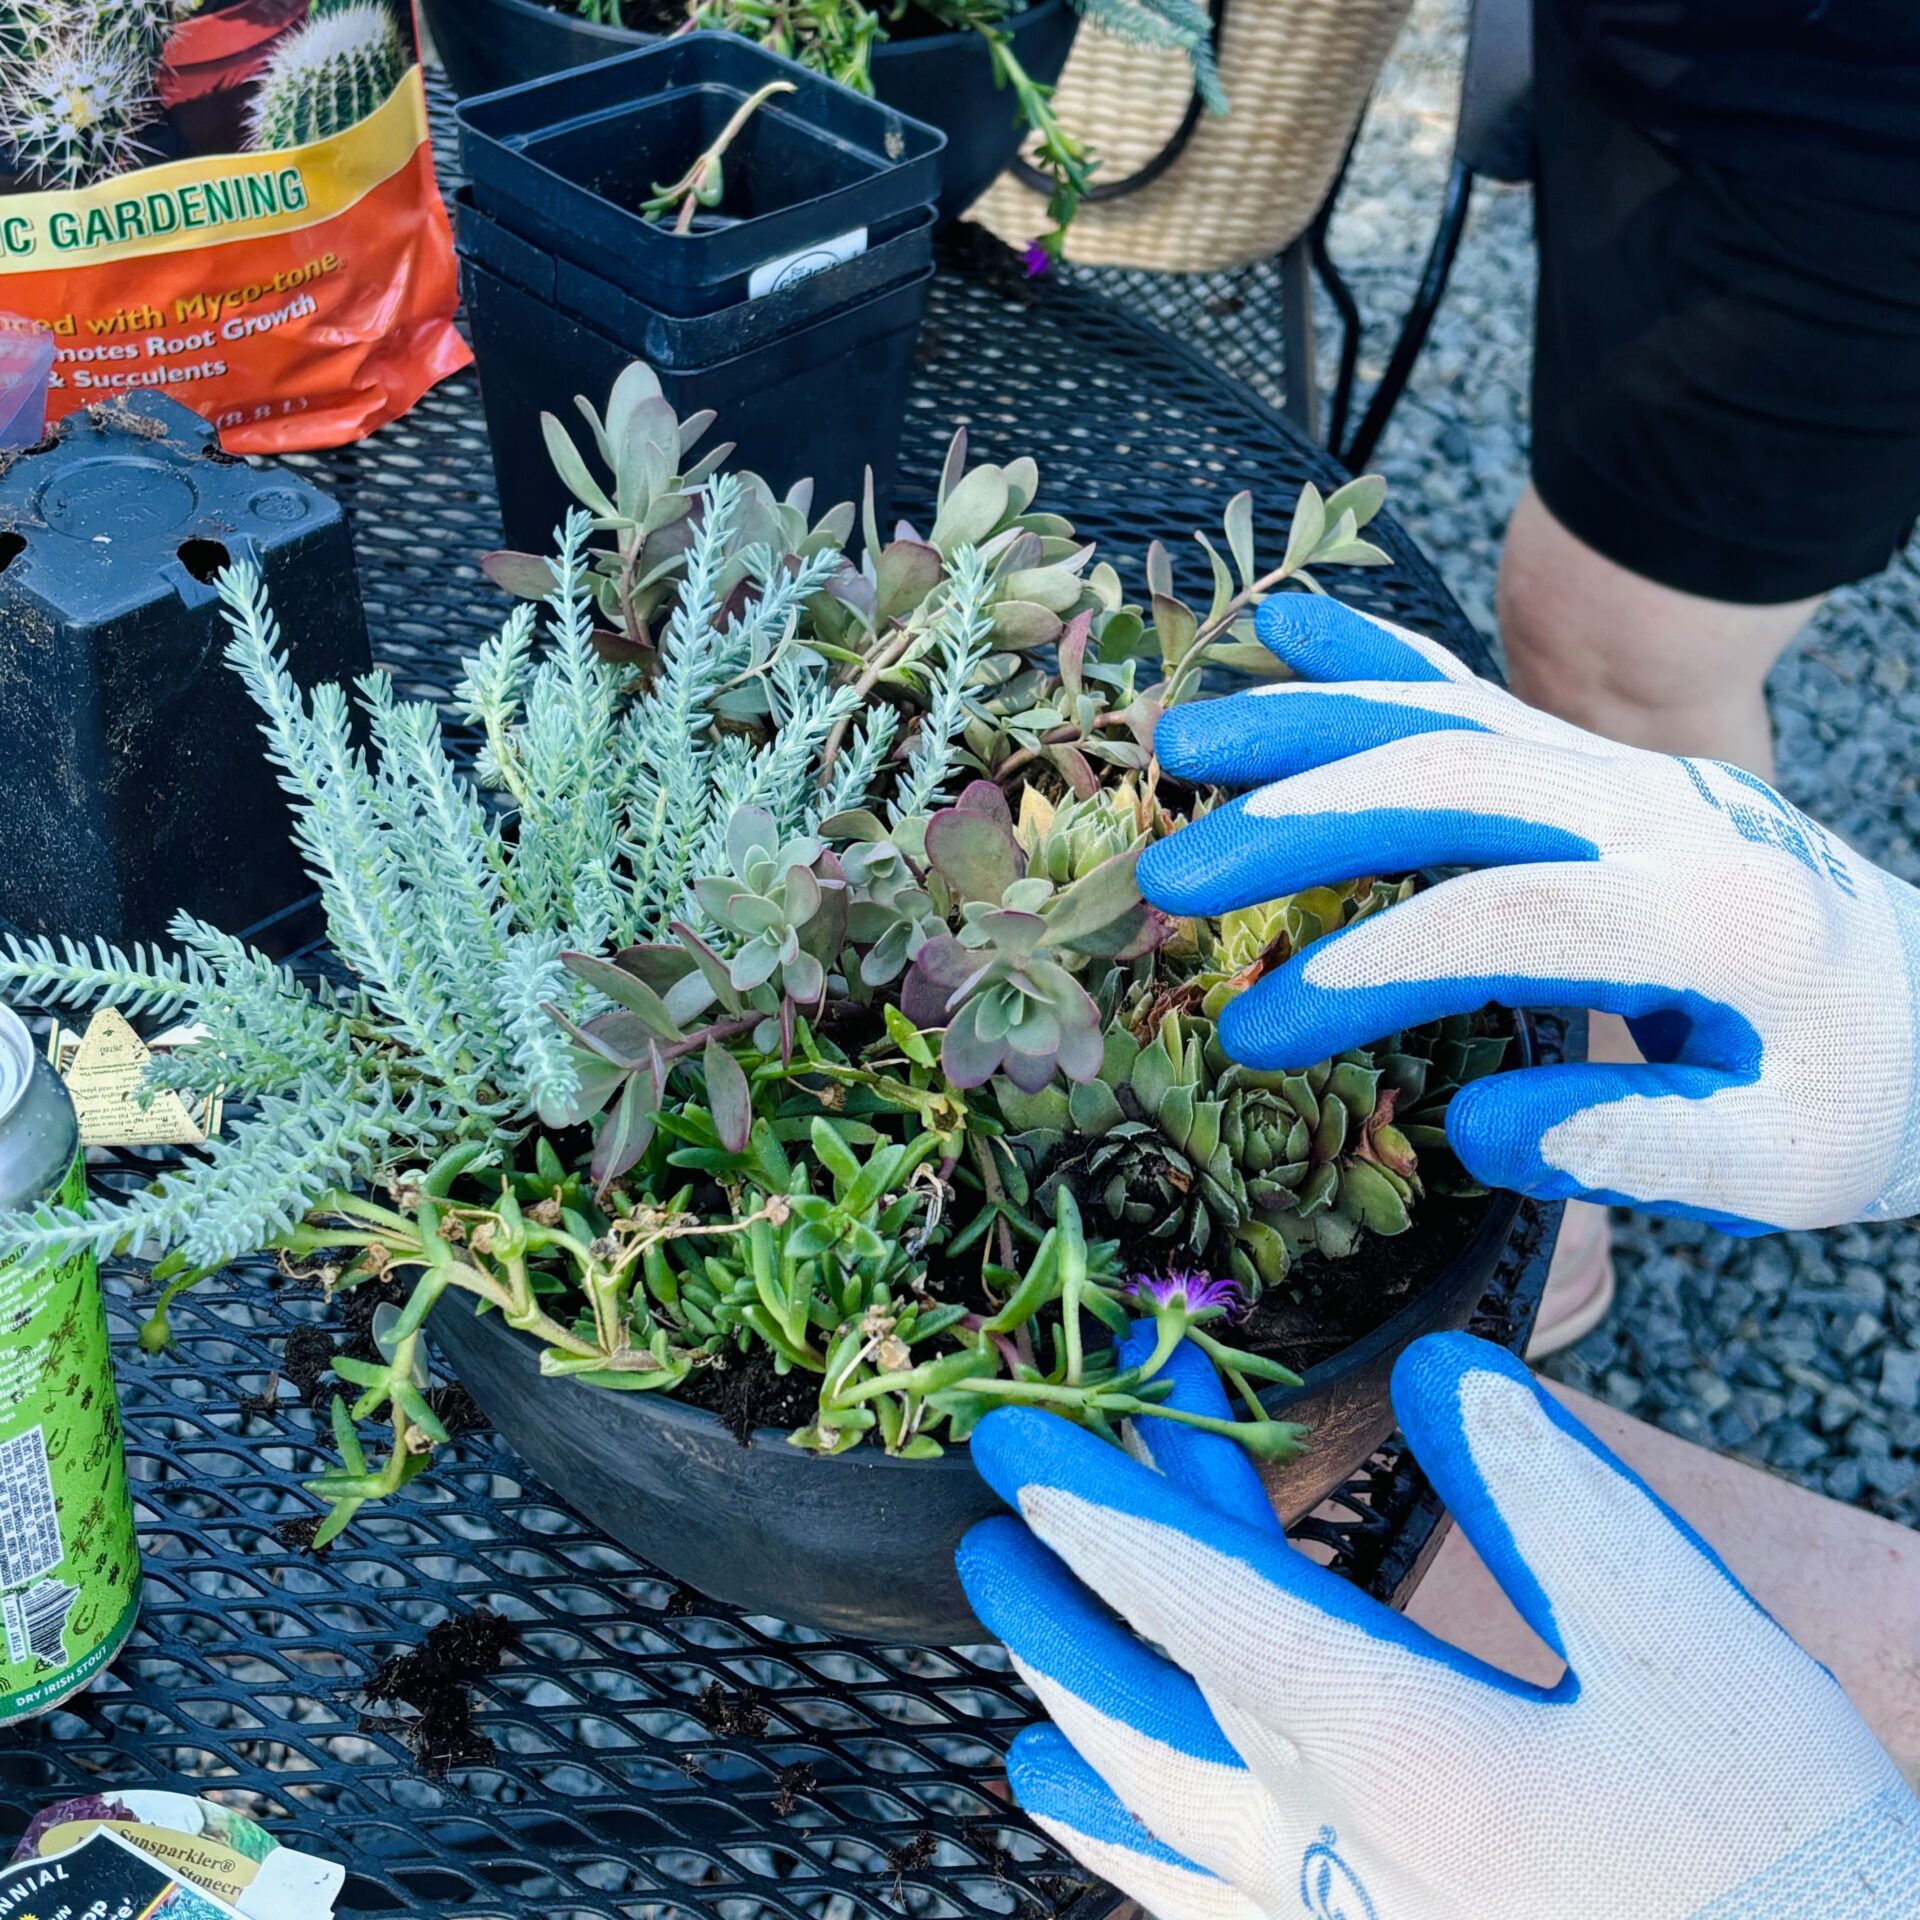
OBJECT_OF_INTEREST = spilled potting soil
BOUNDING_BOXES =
[697,1680,770,1739]
[362,1606,518,1775]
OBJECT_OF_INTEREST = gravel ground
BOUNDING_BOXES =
[1082,0,1920,1525]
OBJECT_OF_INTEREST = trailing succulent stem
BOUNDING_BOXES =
[292,1143,1308,1502]
[0,356,1509,1543]
[639,80,797,233]
[974,17,1092,268]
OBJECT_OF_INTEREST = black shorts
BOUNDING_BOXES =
[1529,0,1920,605]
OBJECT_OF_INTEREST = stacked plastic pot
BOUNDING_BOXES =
[455,34,946,551]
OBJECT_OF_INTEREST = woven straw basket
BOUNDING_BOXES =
[972,0,1412,272]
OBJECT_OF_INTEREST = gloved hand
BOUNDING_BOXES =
[1136,596,1920,1235]
[957,1330,1920,1920]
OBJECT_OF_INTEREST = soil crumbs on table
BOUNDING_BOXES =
[698,1681,770,1738]
[363,1605,518,1774]
[772,1763,816,1816]
[280,1324,339,1408]
[888,1833,939,1896]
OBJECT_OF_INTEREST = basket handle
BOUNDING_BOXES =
[1007,0,1231,205]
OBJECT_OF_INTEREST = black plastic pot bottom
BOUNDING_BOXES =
[463,255,931,554]
[0,393,370,945]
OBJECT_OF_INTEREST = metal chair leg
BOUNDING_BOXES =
[1312,224,1363,455]
[1343,159,1474,470]
[1305,120,1367,453]
[1278,236,1319,440]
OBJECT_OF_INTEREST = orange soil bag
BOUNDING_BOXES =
[0,1,469,452]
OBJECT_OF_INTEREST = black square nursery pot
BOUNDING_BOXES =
[455,32,946,317]
[0,393,371,950]
[421,0,1075,224]
[455,186,936,374]
[462,250,934,554]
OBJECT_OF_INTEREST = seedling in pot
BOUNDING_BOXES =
[639,77,797,233]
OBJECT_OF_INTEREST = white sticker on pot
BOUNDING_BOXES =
[748,227,869,301]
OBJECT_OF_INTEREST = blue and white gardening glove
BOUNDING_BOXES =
[1137,596,1920,1235]
[957,1330,1920,1920]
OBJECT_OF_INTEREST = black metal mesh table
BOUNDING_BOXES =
[0,152,1559,1918]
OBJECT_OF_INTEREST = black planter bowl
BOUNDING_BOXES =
[420,0,1079,222]
[430,1020,1542,1644]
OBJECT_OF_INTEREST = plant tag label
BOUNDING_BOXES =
[747,227,868,301]
[46,1009,220,1147]
[11,1793,343,1920]
[0,1827,256,1920]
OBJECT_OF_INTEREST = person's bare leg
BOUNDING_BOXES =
[1500,486,1823,1352]
[1496,485,1820,779]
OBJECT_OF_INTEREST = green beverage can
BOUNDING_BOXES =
[0,1003,140,1725]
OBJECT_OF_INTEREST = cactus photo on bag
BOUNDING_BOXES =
[0,6,162,191]
[245,0,408,150]
[0,0,414,181]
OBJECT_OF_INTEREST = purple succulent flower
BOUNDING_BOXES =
[1022,241,1053,278]
[1128,1269,1243,1318]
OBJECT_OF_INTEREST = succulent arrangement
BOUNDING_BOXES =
[0,0,409,187]
[565,0,1222,263]
[0,363,1508,1540]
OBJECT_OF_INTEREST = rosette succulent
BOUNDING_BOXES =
[1004,973,1505,1288]
[900,786,1096,1089]
[1227,1052,1423,1271]
[898,781,1161,1092]
[830,814,942,988]
[693,806,844,1006]
[1001,1007,1258,1277]
[902,915,1105,1093]
[1375,1013,1514,1196]
[1018,780,1151,886]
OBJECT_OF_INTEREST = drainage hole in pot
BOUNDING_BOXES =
[178,536,230,583]
[0,531,23,574]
